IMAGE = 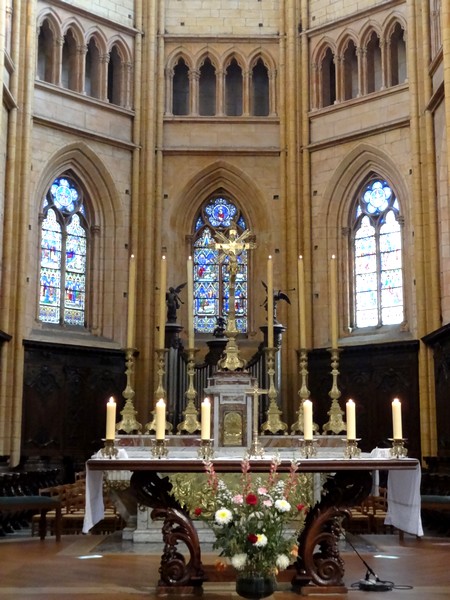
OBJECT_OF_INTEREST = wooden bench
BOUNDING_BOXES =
[0,495,62,541]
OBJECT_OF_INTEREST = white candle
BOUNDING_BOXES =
[106,397,116,440]
[303,399,313,440]
[201,397,211,440]
[298,255,306,349]
[392,398,403,439]
[187,256,194,348]
[158,255,167,348]
[126,254,136,348]
[346,399,356,440]
[155,398,166,440]
[267,255,274,348]
[330,255,338,348]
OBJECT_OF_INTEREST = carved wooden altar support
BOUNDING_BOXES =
[87,457,418,594]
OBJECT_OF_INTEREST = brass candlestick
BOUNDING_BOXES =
[145,348,173,434]
[151,438,169,459]
[389,438,408,458]
[261,348,288,435]
[197,438,214,460]
[298,438,318,459]
[116,348,142,433]
[177,348,201,434]
[322,348,346,434]
[101,438,118,459]
[343,438,361,459]
[291,349,319,435]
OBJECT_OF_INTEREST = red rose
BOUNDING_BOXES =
[194,507,202,516]
[247,533,258,544]
[296,503,305,512]
[246,493,258,505]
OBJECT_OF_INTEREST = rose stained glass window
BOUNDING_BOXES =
[353,178,403,328]
[39,176,88,326]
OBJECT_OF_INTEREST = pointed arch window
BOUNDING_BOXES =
[251,58,269,116]
[37,18,56,83]
[173,58,190,115]
[352,177,404,328]
[39,176,89,327]
[225,59,243,116]
[193,197,248,334]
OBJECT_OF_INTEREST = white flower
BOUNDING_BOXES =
[231,553,247,570]
[275,498,291,513]
[275,554,291,570]
[255,533,268,547]
[215,507,233,525]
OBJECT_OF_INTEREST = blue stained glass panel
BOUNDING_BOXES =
[193,201,248,333]
[40,177,88,327]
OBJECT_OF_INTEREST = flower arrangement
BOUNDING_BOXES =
[193,457,308,577]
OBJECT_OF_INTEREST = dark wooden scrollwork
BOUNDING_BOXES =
[293,470,373,590]
[130,471,204,588]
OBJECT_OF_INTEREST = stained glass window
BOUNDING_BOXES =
[353,178,403,328]
[193,196,248,334]
[39,176,88,327]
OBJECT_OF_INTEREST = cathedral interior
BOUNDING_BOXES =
[0,0,449,476]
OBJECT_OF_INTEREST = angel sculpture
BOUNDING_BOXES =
[261,281,291,323]
[166,283,186,322]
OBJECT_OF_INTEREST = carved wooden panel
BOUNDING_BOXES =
[22,341,126,468]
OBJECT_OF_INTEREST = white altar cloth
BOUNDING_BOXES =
[83,449,422,537]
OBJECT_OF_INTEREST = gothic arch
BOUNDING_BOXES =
[107,35,132,63]
[35,142,123,231]
[85,29,108,54]
[166,47,194,71]
[248,48,276,72]
[36,8,62,32]
[312,38,337,64]
[222,51,246,71]
[194,48,221,71]
[324,144,408,231]
[382,13,407,39]
[170,161,269,237]
[33,143,125,337]
[360,22,382,49]
[336,30,359,56]
[61,18,84,43]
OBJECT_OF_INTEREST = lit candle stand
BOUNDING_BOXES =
[151,399,169,458]
[389,398,407,457]
[101,397,118,458]
[343,399,361,458]
[197,397,214,460]
[298,399,318,458]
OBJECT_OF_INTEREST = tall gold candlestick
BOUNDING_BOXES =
[126,254,136,348]
[187,256,194,348]
[158,255,167,348]
[267,255,273,348]
[330,254,338,348]
[298,255,306,349]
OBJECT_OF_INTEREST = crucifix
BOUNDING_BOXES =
[213,222,256,371]
[246,383,268,458]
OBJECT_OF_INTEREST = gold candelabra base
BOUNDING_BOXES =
[343,438,361,459]
[389,438,408,458]
[197,439,214,460]
[151,438,169,459]
[101,438,118,459]
[298,438,318,459]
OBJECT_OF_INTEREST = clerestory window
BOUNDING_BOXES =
[39,175,89,327]
[352,177,404,328]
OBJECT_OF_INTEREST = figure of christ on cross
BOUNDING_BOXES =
[213,221,256,335]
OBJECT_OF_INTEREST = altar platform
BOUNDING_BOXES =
[83,440,422,595]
